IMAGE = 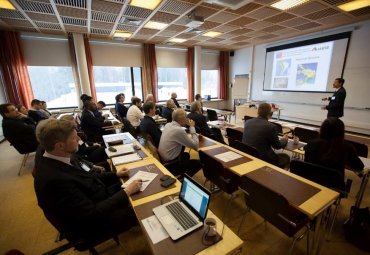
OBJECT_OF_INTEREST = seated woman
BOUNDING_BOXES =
[304,117,364,177]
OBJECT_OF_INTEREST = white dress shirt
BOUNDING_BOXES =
[127,105,144,127]
[158,121,199,162]
[43,151,72,166]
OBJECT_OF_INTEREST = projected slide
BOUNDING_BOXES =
[270,42,333,91]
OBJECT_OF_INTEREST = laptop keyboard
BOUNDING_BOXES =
[166,202,198,230]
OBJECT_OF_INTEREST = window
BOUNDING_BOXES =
[93,66,142,105]
[28,66,78,108]
[157,68,187,101]
[201,70,219,99]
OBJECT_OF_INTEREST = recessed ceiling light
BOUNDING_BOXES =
[203,31,223,37]
[169,38,187,43]
[113,31,132,38]
[0,0,16,10]
[130,0,162,10]
[271,0,310,10]
[144,21,168,30]
[337,0,370,11]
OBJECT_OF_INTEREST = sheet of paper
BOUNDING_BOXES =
[141,215,169,244]
[112,153,142,166]
[104,144,135,158]
[360,157,370,170]
[122,170,158,191]
[214,151,243,162]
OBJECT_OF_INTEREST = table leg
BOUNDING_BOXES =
[355,171,369,208]
[310,207,331,255]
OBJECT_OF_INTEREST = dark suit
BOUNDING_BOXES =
[304,138,364,177]
[242,117,288,165]
[139,115,162,147]
[80,109,106,142]
[171,97,180,108]
[2,116,38,153]
[34,156,137,240]
[115,102,128,120]
[28,110,48,123]
[161,107,173,123]
[326,87,346,118]
[187,112,224,143]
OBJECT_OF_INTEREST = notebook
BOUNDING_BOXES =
[153,174,211,240]
[112,153,142,166]
[104,144,135,158]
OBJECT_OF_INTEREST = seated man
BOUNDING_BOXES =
[158,109,202,177]
[40,101,52,118]
[161,99,175,123]
[28,99,49,124]
[139,102,162,148]
[194,94,204,114]
[80,100,113,143]
[115,93,128,120]
[242,103,290,169]
[187,101,225,144]
[34,118,142,241]
[0,103,38,153]
[171,92,180,108]
[127,97,143,131]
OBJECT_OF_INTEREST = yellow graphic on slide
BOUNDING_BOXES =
[276,59,291,76]
[296,63,317,85]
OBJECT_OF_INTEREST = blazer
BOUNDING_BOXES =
[172,97,180,108]
[115,102,128,120]
[242,117,287,165]
[161,107,173,123]
[187,112,212,137]
[326,87,346,118]
[139,115,162,147]
[34,156,131,239]
[80,109,105,142]
[28,110,48,123]
[2,117,38,153]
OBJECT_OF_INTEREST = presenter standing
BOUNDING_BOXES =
[322,78,346,118]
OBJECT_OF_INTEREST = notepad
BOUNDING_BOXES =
[122,170,158,191]
[105,144,135,158]
[112,153,142,166]
[214,151,243,162]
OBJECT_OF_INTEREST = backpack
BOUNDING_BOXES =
[343,206,370,252]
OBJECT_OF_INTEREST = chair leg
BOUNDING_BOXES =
[89,247,99,255]
[327,198,341,241]
[18,153,29,176]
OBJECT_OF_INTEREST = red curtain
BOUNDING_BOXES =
[0,31,34,108]
[83,35,97,101]
[187,47,194,102]
[219,51,229,100]
[142,44,158,102]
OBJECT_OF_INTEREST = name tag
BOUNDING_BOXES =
[81,163,90,172]
[78,140,84,145]
[331,96,335,100]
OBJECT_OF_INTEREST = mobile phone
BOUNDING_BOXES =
[160,175,171,181]
[161,177,176,188]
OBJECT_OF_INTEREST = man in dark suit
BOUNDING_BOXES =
[187,101,225,144]
[80,100,113,143]
[28,99,49,124]
[242,103,290,169]
[34,118,142,241]
[162,99,175,123]
[171,92,180,108]
[0,103,38,153]
[322,78,346,118]
[139,102,162,147]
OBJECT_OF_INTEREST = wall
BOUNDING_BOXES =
[0,79,6,140]
[246,20,370,134]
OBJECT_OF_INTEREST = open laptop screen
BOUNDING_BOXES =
[180,175,210,220]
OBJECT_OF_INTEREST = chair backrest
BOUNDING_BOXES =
[243,115,254,121]
[270,122,283,135]
[199,150,239,194]
[290,160,346,193]
[233,140,260,158]
[293,127,319,143]
[226,128,243,144]
[239,175,308,237]
[207,109,218,121]
[345,139,368,158]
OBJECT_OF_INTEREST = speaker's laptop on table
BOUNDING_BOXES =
[153,174,211,240]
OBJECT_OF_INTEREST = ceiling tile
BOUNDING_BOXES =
[289,2,327,16]
[198,21,221,30]
[304,8,339,20]
[40,29,65,35]
[35,21,61,30]
[244,30,268,37]
[63,25,87,33]
[91,11,117,23]
[116,24,138,32]
[2,18,32,27]
[228,16,256,26]
[200,2,224,10]
[151,11,179,23]
[26,12,59,23]
[280,17,309,27]
[317,13,354,25]
[264,13,296,23]
[56,6,87,18]
[273,27,299,35]
[262,25,285,32]
[207,12,238,23]
[193,6,219,18]
[215,24,239,32]
[247,20,273,30]
[173,16,188,25]
[123,6,152,19]
[55,0,86,8]
[16,0,54,14]
[231,35,251,41]
[226,3,263,15]
[0,10,25,19]
[348,6,370,17]
[159,0,195,15]
[151,36,170,42]
[91,0,122,14]
[293,22,322,30]
[157,30,178,37]
[176,32,197,38]
[180,0,201,4]
[91,28,111,34]
[207,37,224,42]
[248,7,280,19]
[165,24,188,32]
[14,26,38,32]
[137,28,158,35]
[90,21,114,30]
[321,0,348,5]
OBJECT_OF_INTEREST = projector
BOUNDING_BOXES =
[185,15,204,28]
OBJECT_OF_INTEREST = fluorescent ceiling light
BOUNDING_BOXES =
[144,21,168,30]
[113,31,132,38]
[271,0,310,10]
[203,31,223,37]
[0,0,16,10]
[337,0,370,11]
[130,0,162,10]
[169,38,187,43]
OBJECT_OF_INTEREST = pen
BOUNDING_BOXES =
[140,180,150,182]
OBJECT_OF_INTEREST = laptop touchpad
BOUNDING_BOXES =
[162,215,174,225]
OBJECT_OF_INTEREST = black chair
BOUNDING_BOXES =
[207,109,223,121]
[199,150,239,220]
[226,128,243,148]
[239,175,310,254]
[345,139,368,158]
[243,115,254,122]
[232,140,260,159]
[290,159,352,240]
[293,127,319,143]
[270,122,292,136]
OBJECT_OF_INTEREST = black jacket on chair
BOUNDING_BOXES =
[34,156,136,240]
[2,116,38,153]
[326,87,346,118]
[28,110,48,123]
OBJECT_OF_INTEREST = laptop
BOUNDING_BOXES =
[153,174,211,240]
